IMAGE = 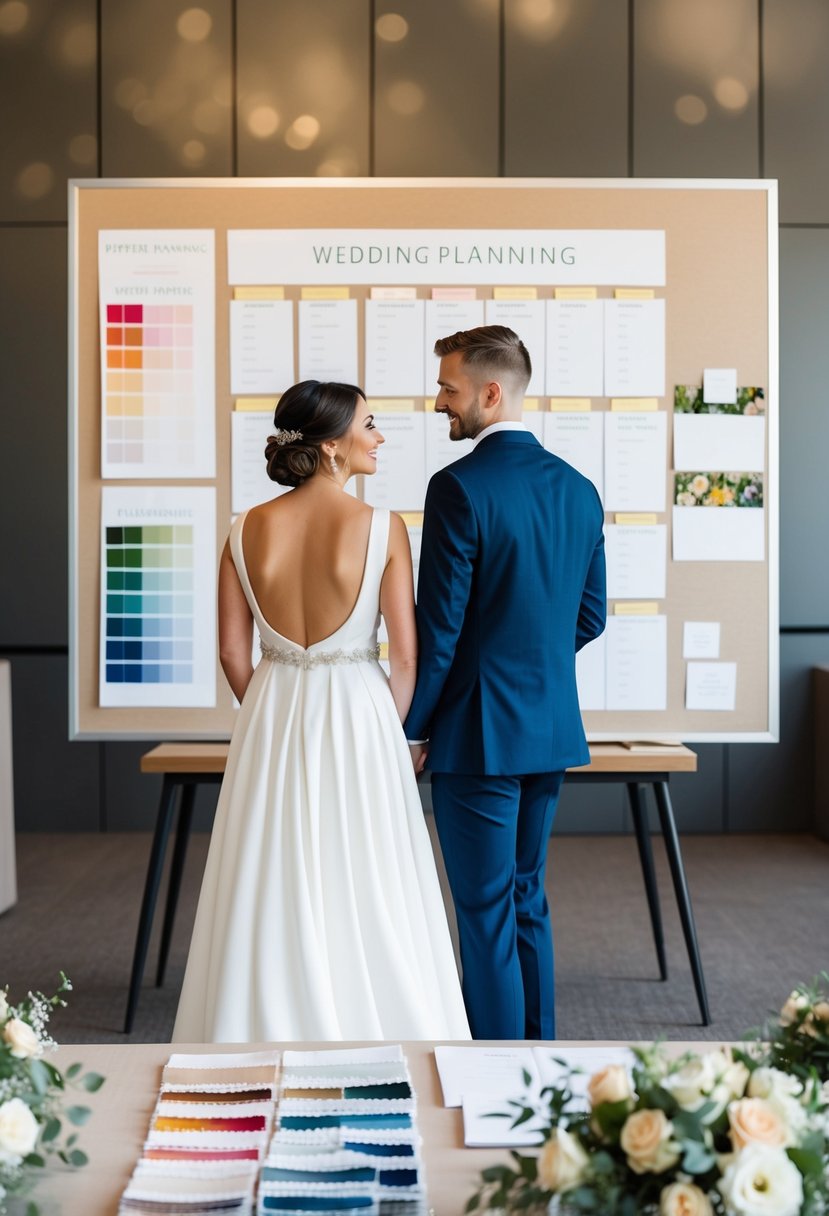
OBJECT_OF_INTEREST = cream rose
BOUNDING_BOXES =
[663,1054,718,1111]
[587,1064,633,1109]
[659,1181,713,1216]
[620,1108,680,1175]
[728,1098,788,1151]
[718,1145,803,1216]
[779,991,809,1026]
[3,1017,41,1059]
[812,999,829,1023]
[537,1127,590,1193]
[0,1097,39,1166]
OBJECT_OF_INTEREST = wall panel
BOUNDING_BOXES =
[237,0,370,177]
[764,0,829,224]
[0,228,69,647]
[0,0,97,222]
[633,0,759,178]
[778,230,829,627]
[374,0,499,176]
[101,0,233,177]
[505,0,628,177]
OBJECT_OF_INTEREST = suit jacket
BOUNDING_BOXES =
[404,430,606,775]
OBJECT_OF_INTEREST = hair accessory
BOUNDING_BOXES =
[273,428,303,445]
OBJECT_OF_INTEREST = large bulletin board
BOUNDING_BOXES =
[69,178,778,741]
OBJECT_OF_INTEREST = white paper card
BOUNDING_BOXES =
[523,411,544,442]
[462,1093,544,1148]
[485,298,546,396]
[298,299,358,383]
[424,410,474,480]
[364,299,425,397]
[605,525,667,600]
[434,1046,536,1109]
[604,412,667,512]
[686,661,737,711]
[231,411,289,514]
[545,300,604,397]
[673,414,765,472]
[229,299,294,395]
[576,632,606,711]
[672,506,765,561]
[682,621,720,659]
[362,412,426,510]
[543,412,604,499]
[424,299,485,388]
[606,615,667,711]
[703,367,737,404]
[604,299,665,397]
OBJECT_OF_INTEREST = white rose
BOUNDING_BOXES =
[659,1181,713,1216]
[661,1055,714,1113]
[537,1127,590,1193]
[587,1064,633,1109]
[718,1145,803,1216]
[3,1017,41,1059]
[0,991,8,1021]
[779,991,809,1026]
[745,1069,806,1139]
[620,1108,681,1175]
[0,1097,39,1166]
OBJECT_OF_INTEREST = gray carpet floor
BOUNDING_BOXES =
[1,830,827,1045]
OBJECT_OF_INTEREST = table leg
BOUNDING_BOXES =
[155,781,196,988]
[653,781,712,1026]
[627,782,668,981]
[123,775,178,1034]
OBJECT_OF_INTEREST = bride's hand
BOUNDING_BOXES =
[409,743,428,776]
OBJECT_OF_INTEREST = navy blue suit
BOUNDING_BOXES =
[404,429,606,1038]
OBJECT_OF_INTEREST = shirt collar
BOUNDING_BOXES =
[472,420,528,448]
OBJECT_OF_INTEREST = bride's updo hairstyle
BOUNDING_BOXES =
[265,379,365,487]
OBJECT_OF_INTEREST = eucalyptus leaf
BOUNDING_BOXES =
[41,1117,61,1143]
[67,1104,92,1126]
[65,1062,82,1080]
[81,1071,105,1092]
[28,1059,51,1096]
[68,1148,89,1167]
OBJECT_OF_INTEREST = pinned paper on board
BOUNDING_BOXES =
[362,412,426,510]
[229,298,294,395]
[604,411,667,512]
[682,622,721,660]
[674,385,766,472]
[298,298,359,383]
[673,472,764,561]
[543,411,604,499]
[605,614,667,711]
[605,524,667,600]
[686,661,737,711]
[703,368,738,404]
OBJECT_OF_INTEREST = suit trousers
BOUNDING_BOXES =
[430,770,564,1040]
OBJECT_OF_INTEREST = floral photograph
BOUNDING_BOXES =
[466,978,829,1216]
[674,386,765,417]
[675,473,764,509]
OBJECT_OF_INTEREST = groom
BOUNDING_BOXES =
[405,325,606,1040]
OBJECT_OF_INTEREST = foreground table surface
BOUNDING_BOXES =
[41,1039,706,1216]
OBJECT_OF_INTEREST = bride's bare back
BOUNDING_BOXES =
[241,488,374,648]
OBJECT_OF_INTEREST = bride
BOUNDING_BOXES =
[173,379,470,1042]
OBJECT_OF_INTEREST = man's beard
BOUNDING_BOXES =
[450,398,485,440]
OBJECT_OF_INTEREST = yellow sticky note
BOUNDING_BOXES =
[370,287,417,299]
[301,286,350,300]
[614,602,660,615]
[610,398,659,412]
[493,286,538,300]
[549,398,591,412]
[614,288,655,299]
[366,398,417,412]
[523,397,541,411]
[400,512,424,528]
[235,397,277,412]
[233,286,285,300]
[615,513,658,525]
[554,287,598,300]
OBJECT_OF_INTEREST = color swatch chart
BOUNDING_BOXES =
[98,228,215,479]
[99,487,216,709]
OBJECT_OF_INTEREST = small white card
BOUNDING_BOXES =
[682,621,720,659]
[703,367,738,404]
[686,661,737,711]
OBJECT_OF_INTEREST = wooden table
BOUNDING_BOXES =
[126,743,708,1033]
[39,1039,702,1216]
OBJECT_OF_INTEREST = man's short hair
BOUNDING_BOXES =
[434,325,532,392]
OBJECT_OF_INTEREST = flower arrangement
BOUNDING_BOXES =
[674,472,763,509]
[467,979,829,1216]
[0,975,104,1215]
[674,386,765,416]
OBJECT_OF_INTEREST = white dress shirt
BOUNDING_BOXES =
[472,420,528,447]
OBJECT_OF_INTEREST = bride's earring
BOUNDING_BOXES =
[329,451,338,476]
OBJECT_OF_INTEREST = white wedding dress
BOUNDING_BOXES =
[173,507,470,1042]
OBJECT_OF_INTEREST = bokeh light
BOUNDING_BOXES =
[674,94,708,125]
[387,80,425,116]
[59,21,96,68]
[714,76,749,111]
[114,78,147,110]
[181,139,207,165]
[0,0,28,36]
[375,12,409,42]
[16,162,54,200]
[512,0,570,40]
[68,133,97,165]
[247,104,280,138]
[285,115,321,150]
[177,7,212,42]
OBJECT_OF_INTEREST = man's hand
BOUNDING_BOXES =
[409,742,429,776]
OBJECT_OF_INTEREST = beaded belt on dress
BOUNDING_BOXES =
[260,641,380,669]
